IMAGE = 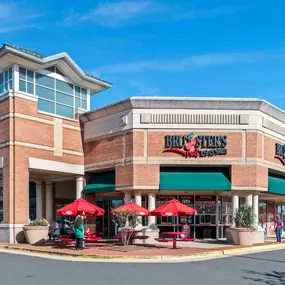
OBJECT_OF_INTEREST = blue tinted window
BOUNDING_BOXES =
[27,70,34,82]
[36,73,54,88]
[56,80,73,94]
[81,88,87,99]
[38,99,55,114]
[8,68,12,81]
[0,85,3,93]
[19,67,26,80]
[9,80,13,90]
[19,80,26,92]
[4,70,8,82]
[4,82,8,91]
[0,73,3,85]
[36,85,54,100]
[75,86,80,97]
[56,104,73,118]
[81,99,87,109]
[27,83,34,94]
[75,98,80,108]
[56,92,73,106]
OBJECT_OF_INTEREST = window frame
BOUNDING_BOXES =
[0,66,13,95]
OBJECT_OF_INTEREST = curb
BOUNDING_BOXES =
[1,243,285,262]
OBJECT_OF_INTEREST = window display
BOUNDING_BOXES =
[156,195,177,225]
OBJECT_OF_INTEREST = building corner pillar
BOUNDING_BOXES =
[253,192,259,228]
[76,177,84,199]
[45,182,53,223]
[232,192,239,228]
[245,193,253,208]
[36,181,43,220]
[135,193,142,227]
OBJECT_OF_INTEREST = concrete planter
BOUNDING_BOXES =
[23,226,49,245]
[230,228,255,246]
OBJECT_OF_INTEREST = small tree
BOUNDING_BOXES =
[234,205,255,228]
[112,209,140,247]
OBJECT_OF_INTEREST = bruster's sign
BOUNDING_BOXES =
[164,133,227,158]
[275,143,285,165]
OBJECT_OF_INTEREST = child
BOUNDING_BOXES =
[53,223,60,241]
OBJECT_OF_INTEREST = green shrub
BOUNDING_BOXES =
[26,219,49,226]
[234,205,255,228]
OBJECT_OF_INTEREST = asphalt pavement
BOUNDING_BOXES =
[0,249,285,285]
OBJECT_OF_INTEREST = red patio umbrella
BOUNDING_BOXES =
[56,198,105,217]
[150,199,197,217]
[111,201,149,216]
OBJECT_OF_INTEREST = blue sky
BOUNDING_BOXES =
[1,0,285,110]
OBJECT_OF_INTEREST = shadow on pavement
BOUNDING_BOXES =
[243,270,285,285]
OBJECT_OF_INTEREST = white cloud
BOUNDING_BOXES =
[97,50,285,74]
[0,1,44,34]
[63,1,166,27]
[173,5,247,20]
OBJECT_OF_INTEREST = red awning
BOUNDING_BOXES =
[56,198,104,216]
[111,201,149,216]
[151,199,197,217]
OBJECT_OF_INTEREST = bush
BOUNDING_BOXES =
[234,205,255,228]
[26,219,49,227]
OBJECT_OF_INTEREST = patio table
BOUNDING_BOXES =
[162,231,186,249]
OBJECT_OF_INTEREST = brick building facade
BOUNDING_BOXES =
[0,44,285,243]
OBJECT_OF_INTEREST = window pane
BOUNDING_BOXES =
[9,80,13,90]
[75,98,80,108]
[0,85,3,94]
[27,70,34,82]
[38,99,55,114]
[4,70,8,82]
[0,73,3,85]
[81,88,87,99]
[56,104,73,118]
[81,99,87,109]
[27,83,34,94]
[36,73,54,88]
[19,80,26,92]
[8,68,12,81]
[56,92,73,106]
[4,82,8,91]
[36,85,54,100]
[75,86,80,97]
[56,80,73,94]
[19,67,26,80]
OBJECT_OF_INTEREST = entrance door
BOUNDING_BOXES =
[96,199,123,237]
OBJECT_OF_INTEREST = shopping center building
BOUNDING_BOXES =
[1,43,285,243]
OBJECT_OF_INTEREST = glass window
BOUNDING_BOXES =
[27,70,34,82]
[0,85,3,94]
[36,85,54,101]
[56,92,73,106]
[36,73,54,88]
[27,83,34,94]
[19,80,26,92]
[19,67,26,80]
[81,88,87,99]
[56,80,73,94]
[38,99,55,114]
[0,73,3,85]
[56,104,73,118]
[75,98,80,108]
[81,99,87,109]
[8,68,12,81]
[75,86,80,97]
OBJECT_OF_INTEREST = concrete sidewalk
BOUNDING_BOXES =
[1,239,285,262]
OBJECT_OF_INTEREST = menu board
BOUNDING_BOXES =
[195,196,216,215]
[156,195,177,207]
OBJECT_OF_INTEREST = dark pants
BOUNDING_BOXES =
[75,238,83,250]
[276,229,282,242]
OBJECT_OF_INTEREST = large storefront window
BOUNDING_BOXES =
[29,182,36,221]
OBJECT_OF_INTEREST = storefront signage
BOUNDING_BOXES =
[164,133,227,158]
[275,143,285,165]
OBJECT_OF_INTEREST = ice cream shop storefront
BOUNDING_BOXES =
[81,97,285,240]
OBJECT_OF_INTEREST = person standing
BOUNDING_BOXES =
[275,215,283,243]
[73,216,84,250]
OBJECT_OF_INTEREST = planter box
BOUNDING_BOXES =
[23,226,49,245]
[230,228,257,246]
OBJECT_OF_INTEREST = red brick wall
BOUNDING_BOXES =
[246,132,263,158]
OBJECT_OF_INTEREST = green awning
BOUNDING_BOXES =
[83,171,115,194]
[268,174,285,195]
[160,167,231,191]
